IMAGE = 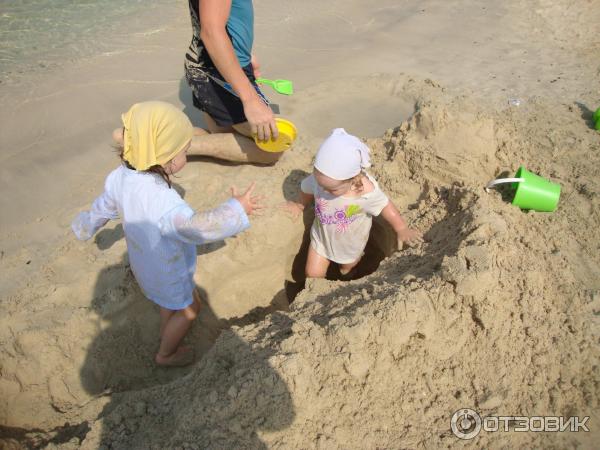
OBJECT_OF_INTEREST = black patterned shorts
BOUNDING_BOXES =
[185,61,269,127]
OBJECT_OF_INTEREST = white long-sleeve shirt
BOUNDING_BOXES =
[72,165,249,310]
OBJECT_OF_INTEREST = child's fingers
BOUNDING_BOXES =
[251,194,266,204]
[243,181,257,197]
[230,185,239,197]
[251,197,266,204]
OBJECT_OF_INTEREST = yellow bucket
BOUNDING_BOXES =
[255,118,297,153]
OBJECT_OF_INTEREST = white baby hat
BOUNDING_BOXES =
[314,128,371,180]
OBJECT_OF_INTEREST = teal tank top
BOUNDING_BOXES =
[226,0,254,67]
[187,0,254,68]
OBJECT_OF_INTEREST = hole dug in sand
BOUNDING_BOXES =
[284,216,399,302]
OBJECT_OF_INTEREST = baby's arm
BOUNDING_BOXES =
[72,191,119,241]
[283,191,314,219]
[380,200,423,249]
[282,174,315,219]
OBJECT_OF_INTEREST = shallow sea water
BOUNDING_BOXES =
[0,0,182,82]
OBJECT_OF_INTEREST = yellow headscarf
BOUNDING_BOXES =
[121,101,193,170]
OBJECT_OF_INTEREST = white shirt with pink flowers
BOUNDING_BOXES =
[301,173,389,264]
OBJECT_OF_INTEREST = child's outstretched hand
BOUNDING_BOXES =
[397,227,423,250]
[281,201,304,220]
[231,182,265,216]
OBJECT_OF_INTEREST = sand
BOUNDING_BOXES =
[1,0,599,448]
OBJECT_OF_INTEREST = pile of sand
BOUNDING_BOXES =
[3,84,596,448]
[89,94,600,449]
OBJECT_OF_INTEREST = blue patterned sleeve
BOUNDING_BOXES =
[159,198,250,245]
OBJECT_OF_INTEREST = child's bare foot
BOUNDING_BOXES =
[155,345,194,367]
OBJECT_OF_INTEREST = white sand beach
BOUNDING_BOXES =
[0,0,599,448]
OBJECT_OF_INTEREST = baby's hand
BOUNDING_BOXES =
[231,182,265,216]
[281,201,305,220]
[397,227,423,250]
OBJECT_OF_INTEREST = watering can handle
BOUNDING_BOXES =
[485,178,525,193]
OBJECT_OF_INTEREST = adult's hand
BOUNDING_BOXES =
[243,97,278,142]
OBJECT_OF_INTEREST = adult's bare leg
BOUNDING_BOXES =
[187,113,282,164]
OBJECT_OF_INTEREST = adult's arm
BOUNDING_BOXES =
[199,0,277,141]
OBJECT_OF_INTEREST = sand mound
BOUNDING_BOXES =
[1,81,599,448]
[72,91,597,449]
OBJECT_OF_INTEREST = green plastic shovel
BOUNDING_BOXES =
[256,77,294,95]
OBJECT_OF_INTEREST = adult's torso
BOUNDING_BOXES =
[186,0,254,71]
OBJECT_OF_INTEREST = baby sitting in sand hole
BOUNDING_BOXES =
[284,128,422,279]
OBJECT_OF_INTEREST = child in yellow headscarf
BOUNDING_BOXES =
[72,101,262,366]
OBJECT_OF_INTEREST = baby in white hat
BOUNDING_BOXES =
[284,128,422,279]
